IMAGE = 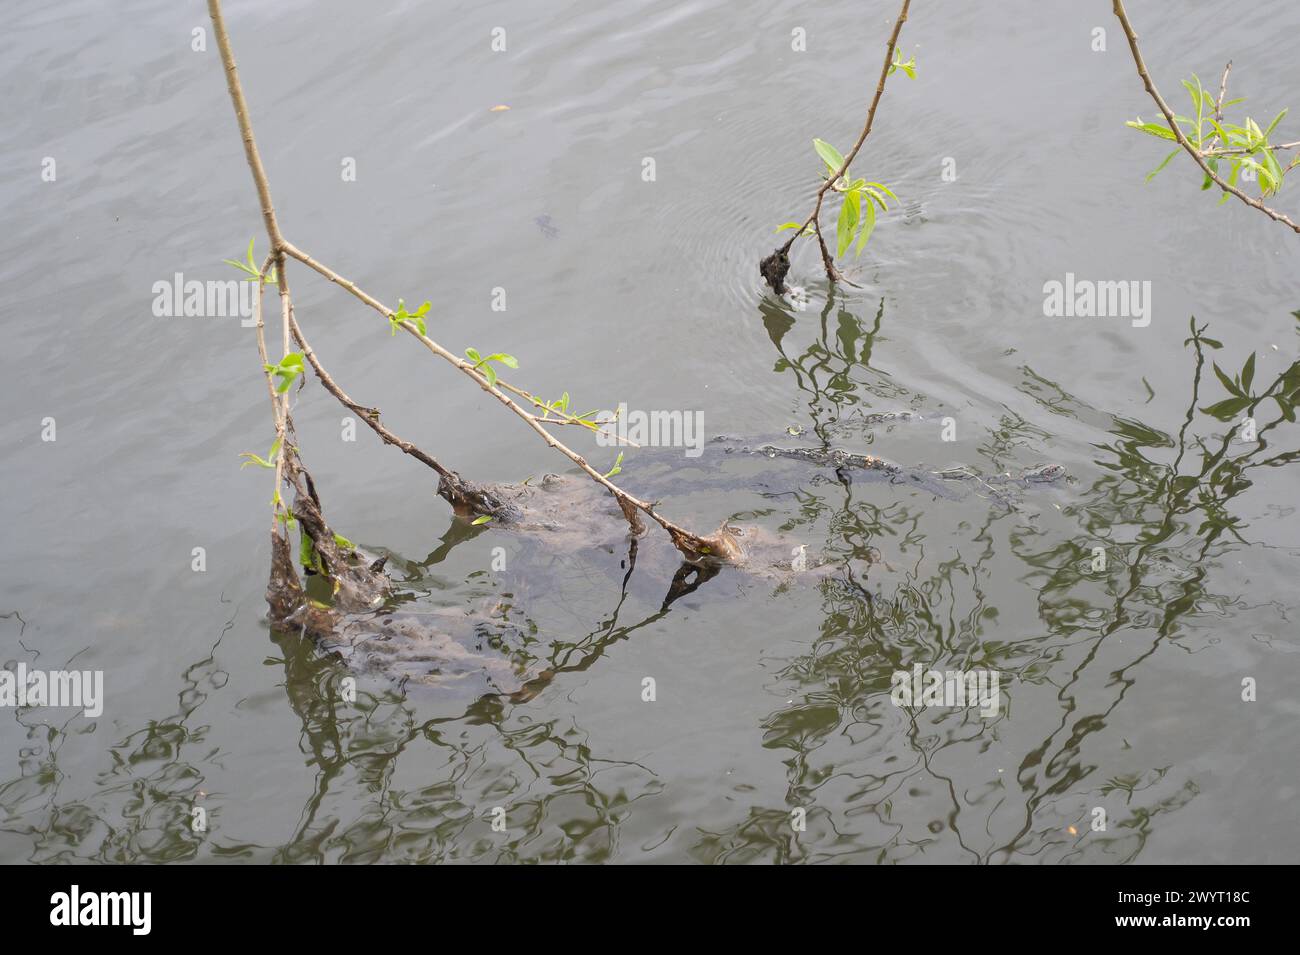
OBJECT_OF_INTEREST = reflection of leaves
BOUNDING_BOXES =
[723,309,1299,864]
[1212,362,1245,397]
[1201,397,1251,420]
[1200,350,1266,419]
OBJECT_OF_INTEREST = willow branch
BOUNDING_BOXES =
[776,0,912,275]
[1112,0,1300,233]
[268,254,295,527]
[208,0,729,560]
[278,242,716,554]
[208,0,285,251]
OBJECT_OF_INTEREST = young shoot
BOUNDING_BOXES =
[888,50,917,79]
[464,347,519,386]
[264,352,304,394]
[777,138,900,260]
[223,238,277,283]
[1128,72,1295,199]
[389,298,431,337]
[603,451,624,479]
[240,436,282,470]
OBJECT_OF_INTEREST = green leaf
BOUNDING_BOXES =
[264,353,304,394]
[1126,120,1178,141]
[861,187,887,211]
[1259,148,1284,195]
[223,258,256,278]
[482,364,497,386]
[1220,159,1241,203]
[1241,352,1256,393]
[889,52,917,79]
[299,531,318,573]
[225,239,276,284]
[1145,148,1180,182]
[864,181,898,202]
[836,192,858,258]
[603,451,624,479]
[1264,107,1288,138]
[854,194,877,257]
[1208,119,1235,145]
[332,533,355,550]
[489,353,519,369]
[813,138,846,176]
[465,347,482,364]
[471,515,492,525]
[390,298,429,337]
[239,436,282,470]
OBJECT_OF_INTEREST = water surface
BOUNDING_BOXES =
[1,0,1298,863]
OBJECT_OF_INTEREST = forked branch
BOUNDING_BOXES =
[1112,0,1300,233]
[207,0,736,563]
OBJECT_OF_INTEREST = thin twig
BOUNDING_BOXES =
[1216,60,1231,118]
[1204,142,1300,157]
[1112,0,1300,233]
[1202,60,1231,154]
[287,306,455,480]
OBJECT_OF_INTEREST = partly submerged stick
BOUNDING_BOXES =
[760,0,913,292]
[207,0,736,562]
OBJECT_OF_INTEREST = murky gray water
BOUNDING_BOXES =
[2,0,1298,863]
